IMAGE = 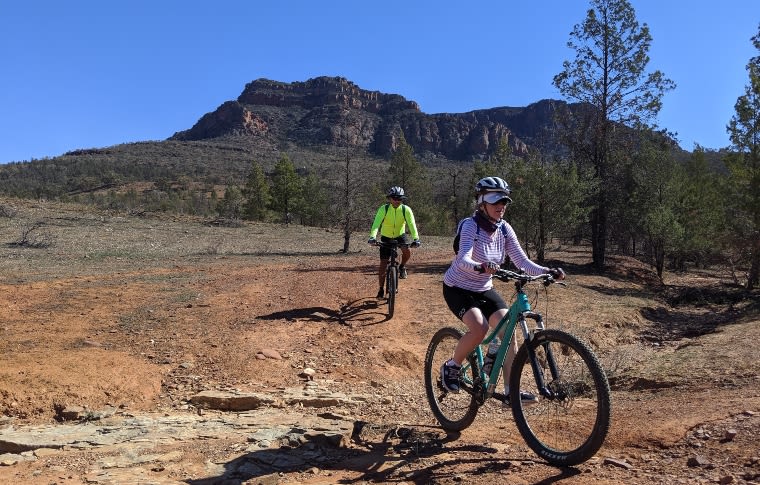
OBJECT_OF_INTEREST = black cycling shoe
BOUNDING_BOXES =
[399,266,408,279]
[440,361,461,393]
[376,288,385,299]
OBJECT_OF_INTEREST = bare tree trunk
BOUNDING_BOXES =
[748,240,760,290]
[537,198,546,263]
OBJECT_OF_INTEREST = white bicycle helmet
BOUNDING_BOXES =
[475,176,511,194]
[475,177,512,205]
[387,186,406,198]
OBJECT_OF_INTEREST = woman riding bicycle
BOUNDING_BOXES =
[440,176,564,405]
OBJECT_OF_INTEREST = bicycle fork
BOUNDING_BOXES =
[517,311,563,400]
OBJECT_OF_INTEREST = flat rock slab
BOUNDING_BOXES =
[0,408,354,454]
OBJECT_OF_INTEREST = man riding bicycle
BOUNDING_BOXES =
[368,186,421,298]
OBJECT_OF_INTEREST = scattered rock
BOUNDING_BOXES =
[189,390,279,411]
[59,405,85,422]
[257,348,283,360]
[687,455,711,467]
[603,457,633,469]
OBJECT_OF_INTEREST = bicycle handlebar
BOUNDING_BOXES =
[372,240,412,249]
[493,269,564,287]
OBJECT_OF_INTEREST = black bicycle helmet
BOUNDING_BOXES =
[387,186,405,198]
[475,176,511,195]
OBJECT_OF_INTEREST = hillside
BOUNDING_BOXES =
[0,77,627,200]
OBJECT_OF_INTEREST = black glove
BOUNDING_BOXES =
[368,237,377,246]
[548,267,565,280]
[411,239,421,248]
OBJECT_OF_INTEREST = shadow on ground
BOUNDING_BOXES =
[184,421,580,484]
[256,297,390,326]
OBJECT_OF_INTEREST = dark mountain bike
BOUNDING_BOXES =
[373,240,409,319]
[424,269,611,466]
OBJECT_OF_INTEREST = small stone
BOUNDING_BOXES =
[687,455,710,467]
[60,405,85,421]
[258,348,282,360]
[724,429,737,441]
[603,457,633,469]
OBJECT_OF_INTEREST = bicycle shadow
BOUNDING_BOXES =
[183,421,582,484]
[256,297,390,326]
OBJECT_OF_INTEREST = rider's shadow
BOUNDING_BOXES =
[256,298,388,326]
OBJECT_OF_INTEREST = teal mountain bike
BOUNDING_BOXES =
[424,269,611,466]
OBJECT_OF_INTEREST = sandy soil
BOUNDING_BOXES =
[0,199,758,484]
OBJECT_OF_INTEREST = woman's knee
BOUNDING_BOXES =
[463,310,488,337]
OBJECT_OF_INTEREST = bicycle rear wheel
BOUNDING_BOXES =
[386,266,397,318]
[509,329,611,466]
[424,327,480,431]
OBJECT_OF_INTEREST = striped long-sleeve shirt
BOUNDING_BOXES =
[443,217,548,292]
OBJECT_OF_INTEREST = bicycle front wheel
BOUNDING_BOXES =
[424,327,480,431]
[509,329,611,466]
[386,266,397,318]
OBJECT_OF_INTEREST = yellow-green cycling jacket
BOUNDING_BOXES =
[369,203,419,240]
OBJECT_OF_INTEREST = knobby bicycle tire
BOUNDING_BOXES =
[387,266,397,318]
[509,328,611,466]
[424,327,480,431]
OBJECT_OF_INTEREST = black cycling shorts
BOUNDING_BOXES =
[442,283,508,321]
[379,235,409,259]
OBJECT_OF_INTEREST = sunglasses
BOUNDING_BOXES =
[488,198,510,206]
[389,196,402,201]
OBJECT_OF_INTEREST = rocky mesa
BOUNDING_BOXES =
[170,76,574,160]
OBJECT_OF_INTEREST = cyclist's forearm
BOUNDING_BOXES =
[454,250,483,273]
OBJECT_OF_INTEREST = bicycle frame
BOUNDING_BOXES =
[377,241,401,283]
[377,241,410,273]
[464,279,551,402]
[385,245,400,271]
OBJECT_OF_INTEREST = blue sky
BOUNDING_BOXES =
[0,1,756,164]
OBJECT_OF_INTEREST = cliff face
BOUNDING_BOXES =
[170,76,568,159]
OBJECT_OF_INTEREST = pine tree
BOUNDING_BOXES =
[242,161,271,221]
[270,155,302,224]
[553,0,675,272]
[388,134,432,230]
[726,23,760,289]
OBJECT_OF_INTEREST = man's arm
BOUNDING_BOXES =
[404,206,419,240]
[368,206,384,239]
